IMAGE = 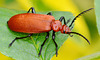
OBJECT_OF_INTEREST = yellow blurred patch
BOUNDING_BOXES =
[16,0,34,10]
[0,52,13,60]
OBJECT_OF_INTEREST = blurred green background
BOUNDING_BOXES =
[0,0,99,60]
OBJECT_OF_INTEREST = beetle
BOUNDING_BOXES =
[7,7,93,57]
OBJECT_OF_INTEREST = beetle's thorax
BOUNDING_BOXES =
[51,20,71,33]
[51,20,62,32]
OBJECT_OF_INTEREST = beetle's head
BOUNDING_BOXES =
[60,24,71,34]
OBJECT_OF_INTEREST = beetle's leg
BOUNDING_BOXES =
[38,32,49,56]
[59,16,66,25]
[59,16,71,25]
[27,7,35,13]
[47,12,52,15]
[69,25,74,37]
[52,31,58,57]
[66,18,71,24]
[69,34,73,37]
[70,26,74,30]
[9,33,33,47]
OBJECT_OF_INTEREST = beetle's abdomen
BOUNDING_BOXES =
[8,13,55,33]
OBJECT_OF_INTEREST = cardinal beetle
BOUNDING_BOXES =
[7,7,93,57]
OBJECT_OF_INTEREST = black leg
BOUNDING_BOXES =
[70,26,73,30]
[59,17,71,25]
[69,25,74,37]
[9,33,33,47]
[69,34,73,37]
[38,32,49,56]
[47,12,52,15]
[66,18,70,24]
[27,7,35,13]
[59,16,66,24]
[52,31,58,57]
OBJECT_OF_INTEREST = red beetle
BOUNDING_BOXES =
[8,7,93,57]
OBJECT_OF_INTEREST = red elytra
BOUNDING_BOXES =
[7,7,93,57]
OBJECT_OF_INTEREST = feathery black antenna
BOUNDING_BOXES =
[69,8,94,27]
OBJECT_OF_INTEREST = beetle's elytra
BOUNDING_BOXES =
[8,7,93,57]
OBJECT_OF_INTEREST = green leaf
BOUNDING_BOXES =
[5,0,15,4]
[0,8,74,60]
[95,0,100,35]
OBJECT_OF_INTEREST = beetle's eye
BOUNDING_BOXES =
[63,30,65,33]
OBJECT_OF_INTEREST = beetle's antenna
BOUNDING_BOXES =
[67,32,90,44]
[69,8,94,27]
